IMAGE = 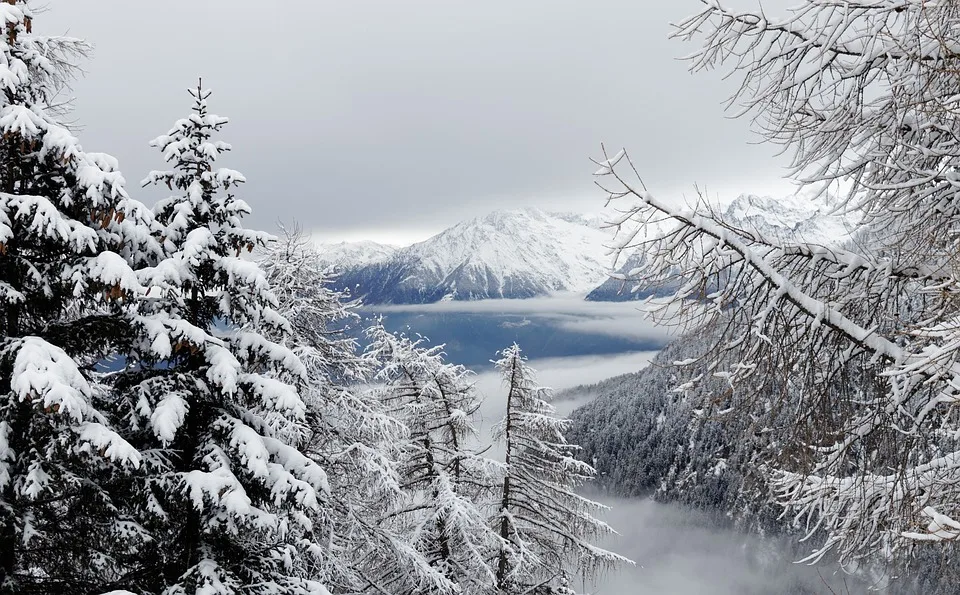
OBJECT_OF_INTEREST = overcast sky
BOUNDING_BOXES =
[41,0,794,245]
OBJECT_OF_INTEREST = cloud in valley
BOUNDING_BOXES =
[370,294,680,343]
[468,349,878,595]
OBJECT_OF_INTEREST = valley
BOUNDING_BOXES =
[355,294,673,368]
[439,335,875,595]
[8,2,956,593]
[330,195,895,594]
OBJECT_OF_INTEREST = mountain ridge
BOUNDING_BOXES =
[319,207,615,304]
[318,196,849,305]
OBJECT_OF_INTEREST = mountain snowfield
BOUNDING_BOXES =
[315,239,399,269]
[718,192,853,245]
[317,195,852,304]
[317,207,616,303]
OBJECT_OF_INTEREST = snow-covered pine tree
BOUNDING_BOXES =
[257,226,417,593]
[109,84,329,594]
[365,324,502,595]
[492,344,629,594]
[257,224,367,393]
[0,3,159,592]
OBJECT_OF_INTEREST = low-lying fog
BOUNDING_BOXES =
[358,294,675,368]
[363,296,885,593]
[469,348,878,595]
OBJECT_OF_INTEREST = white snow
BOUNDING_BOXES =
[401,207,613,294]
[151,394,188,444]
[314,239,399,268]
[329,207,616,301]
[718,193,854,246]
[322,201,849,303]
[11,337,94,423]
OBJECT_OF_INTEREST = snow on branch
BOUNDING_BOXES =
[594,142,960,561]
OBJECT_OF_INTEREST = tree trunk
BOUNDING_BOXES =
[0,506,15,595]
[495,355,520,593]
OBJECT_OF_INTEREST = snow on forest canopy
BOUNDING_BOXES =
[0,3,629,593]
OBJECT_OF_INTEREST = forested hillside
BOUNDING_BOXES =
[567,325,960,592]
[566,322,783,532]
[0,4,629,593]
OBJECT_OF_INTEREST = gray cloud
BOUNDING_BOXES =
[42,0,794,243]
[470,349,660,430]
[588,496,877,595]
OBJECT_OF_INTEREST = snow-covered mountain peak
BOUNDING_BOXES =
[319,196,852,306]
[315,239,399,269]
[719,193,853,245]
[409,208,613,290]
[724,193,804,220]
[477,206,548,226]
[325,208,615,304]
[447,207,602,233]
[547,210,604,229]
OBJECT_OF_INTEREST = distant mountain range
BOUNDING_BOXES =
[317,208,614,303]
[315,240,399,270]
[317,196,852,305]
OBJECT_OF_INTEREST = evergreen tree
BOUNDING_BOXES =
[492,344,629,594]
[110,83,328,594]
[365,325,502,595]
[257,226,418,593]
[257,224,366,394]
[0,3,159,592]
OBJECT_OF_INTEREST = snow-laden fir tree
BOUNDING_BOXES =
[365,325,503,595]
[492,344,629,594]
[257,226,421,593]
[108,84,329,595]
[593,0,960,568]
[0,3,160,592]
